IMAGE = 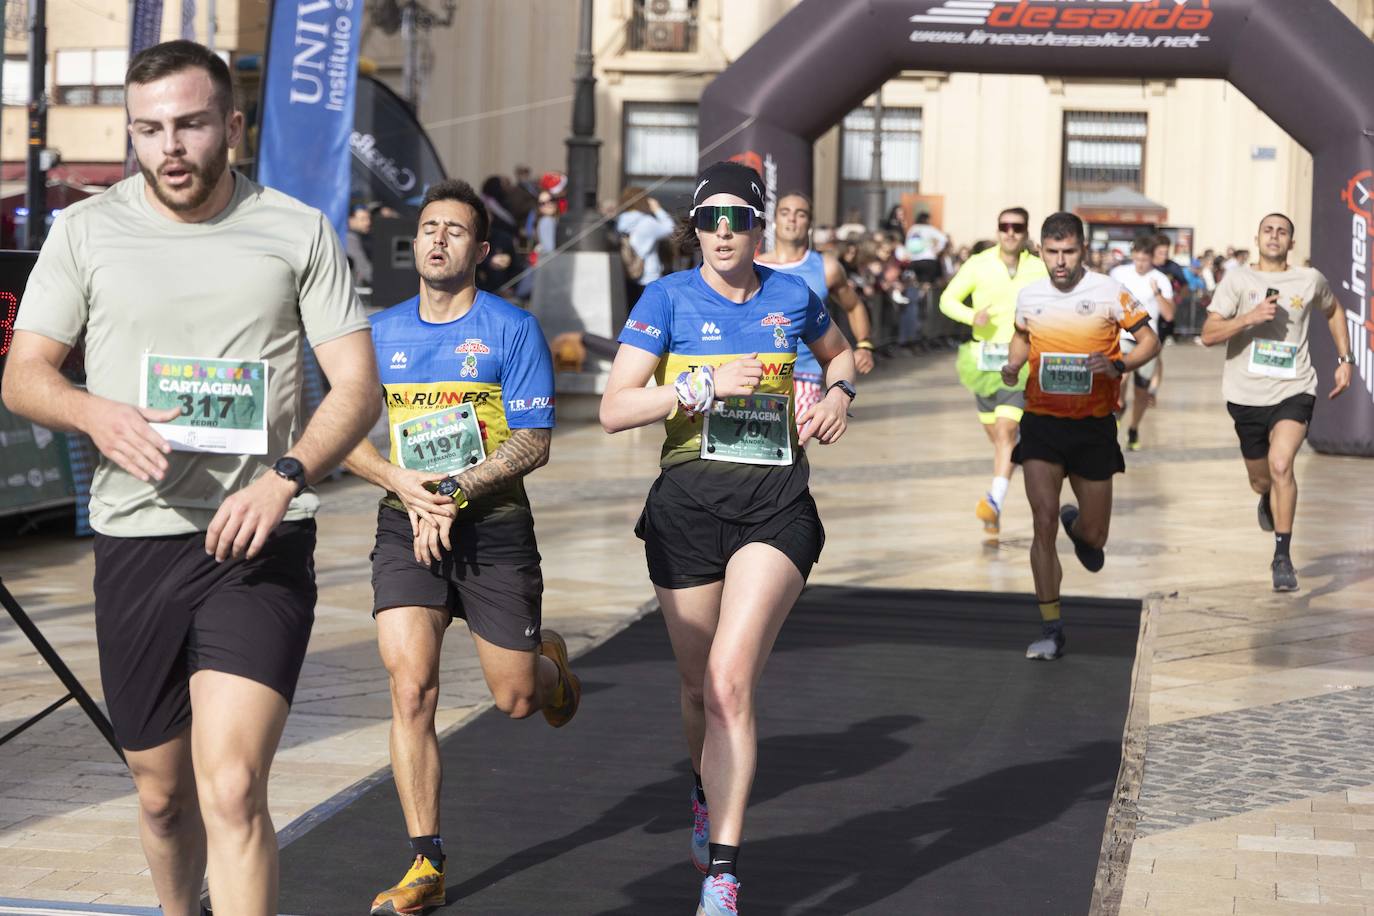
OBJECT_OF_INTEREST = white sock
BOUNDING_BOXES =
[989,476,1010,510]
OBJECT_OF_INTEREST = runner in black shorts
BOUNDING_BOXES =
[1003,213,1159,661]
[1201,213,1353,592]
[342,179,579,915]
[1,41,379,915]
[601,161,857,916]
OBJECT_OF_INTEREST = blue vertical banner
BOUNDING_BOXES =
[258,1,364,241]
[125,0,165,176]
[181,0,197,40]
[129,0,165,54]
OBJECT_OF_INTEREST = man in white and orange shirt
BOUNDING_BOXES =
[1001,212,1160,660]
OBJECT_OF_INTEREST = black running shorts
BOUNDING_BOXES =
[370,506,542,651]
[1226,393,1316,460]
[1012,412,1125,481]
[92,520,317,752]
[635,478,825,590]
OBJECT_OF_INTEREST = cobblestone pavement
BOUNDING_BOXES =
[1139,688,1374,836]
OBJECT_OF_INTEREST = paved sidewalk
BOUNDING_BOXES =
[2,343,1373,913]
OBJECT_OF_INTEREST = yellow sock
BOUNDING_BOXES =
[1038,599,1062,623]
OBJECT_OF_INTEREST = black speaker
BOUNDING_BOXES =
[368,216,419,311]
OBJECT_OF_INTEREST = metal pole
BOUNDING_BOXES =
[0,3,7,222]
[864,87,885,231]
[401,2,419,110]
[558,0,607,250]
[23,0,45,250]
[0,579,124,762]
[207,0,216,52]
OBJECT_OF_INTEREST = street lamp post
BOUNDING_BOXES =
[394,1,457,111]
[24,0,46,251]
[401,3,418,108]
[864,87,885,232]
[559,0,608,251]
[527,0,622,363]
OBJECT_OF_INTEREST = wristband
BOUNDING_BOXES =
[855,340,875,351]
[1337,353,1356,366]
[674,365,715,415]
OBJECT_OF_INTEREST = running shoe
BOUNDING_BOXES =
[1026,624,1066,660]
[1257,492,1275,532]
[697,873,741,916]
[1127,428,1141,452]
[539,628,582,727]
[1060,505,1104,573]
[975,495,1000,537]
[691,793,711,873]
[370,855,444,915]
[1271,555,1298,592]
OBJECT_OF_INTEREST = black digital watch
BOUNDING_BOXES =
[271,456,307,496]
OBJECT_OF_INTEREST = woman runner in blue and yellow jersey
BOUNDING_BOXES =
[601,161,857,916]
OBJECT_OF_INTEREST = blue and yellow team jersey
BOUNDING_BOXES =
[758,250,829,380]
[370,291,554,562]
[618,266,831,469]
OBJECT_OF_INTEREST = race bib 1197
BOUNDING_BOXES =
[394,405,486,474]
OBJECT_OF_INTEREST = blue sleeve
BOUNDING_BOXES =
[502,314,556,429]
[801,287,832,345]
[617,282,671,355]
[367,310,392,365]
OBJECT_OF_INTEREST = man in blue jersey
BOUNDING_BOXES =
[756,191,874,429]
[342,179,580,915]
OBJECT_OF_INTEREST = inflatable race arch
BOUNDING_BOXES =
[699,0,1374,455]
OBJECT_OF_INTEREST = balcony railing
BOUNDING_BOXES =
[627,0,698,53]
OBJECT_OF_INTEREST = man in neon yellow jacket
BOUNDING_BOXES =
[939,207,1048,539]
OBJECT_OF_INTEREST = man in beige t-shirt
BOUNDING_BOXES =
[1203,213,1354,593]
[0,41,378,916]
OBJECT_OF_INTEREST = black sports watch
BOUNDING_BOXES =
[1110,358,1127,376]
[423,476,470,509]
[828,379,857,401]
[271,456,307,496]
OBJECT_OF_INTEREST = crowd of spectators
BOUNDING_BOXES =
[347,168,1258,358]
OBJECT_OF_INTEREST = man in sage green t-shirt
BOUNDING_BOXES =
[1202,212,1354,593]
[1,40,378,916]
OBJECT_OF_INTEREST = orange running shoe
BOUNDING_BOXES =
[540,628,581,727]
[370,855,444,915]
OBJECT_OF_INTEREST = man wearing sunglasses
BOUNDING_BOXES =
[938,207,1048,539]
[757,191,875,429]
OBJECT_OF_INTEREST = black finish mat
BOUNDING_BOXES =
[278,587,1141,915]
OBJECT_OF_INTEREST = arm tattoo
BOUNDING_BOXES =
[453,427,551,502]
